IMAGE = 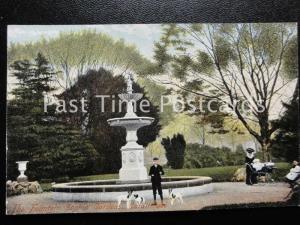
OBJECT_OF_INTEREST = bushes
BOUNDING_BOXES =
[166,163,290,182]
[184,144,245,168]
[161,133,186,169]
[166,166,239,182]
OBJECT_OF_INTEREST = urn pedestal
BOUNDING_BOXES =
[16,161,29,182]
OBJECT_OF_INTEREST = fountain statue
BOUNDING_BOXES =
[107,73,154,183]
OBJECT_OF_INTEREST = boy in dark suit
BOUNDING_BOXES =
[149,157,165,205]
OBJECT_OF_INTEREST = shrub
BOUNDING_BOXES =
[184,144,245,168]
[161,133,186,169]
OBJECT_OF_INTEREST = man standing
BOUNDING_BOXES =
[149,157,165,205]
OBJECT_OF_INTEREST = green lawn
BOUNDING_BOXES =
[40,162,290,192]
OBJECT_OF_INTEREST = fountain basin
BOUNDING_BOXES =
[52,176,213,202]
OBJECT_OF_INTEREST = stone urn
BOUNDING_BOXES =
[16,161,29,182]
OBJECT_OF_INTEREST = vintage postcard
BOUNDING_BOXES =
[6,23,299,215]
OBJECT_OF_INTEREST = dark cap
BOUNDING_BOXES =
[246,148,255,153]
[153,157,159,160]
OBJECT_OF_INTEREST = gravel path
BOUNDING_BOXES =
[6,182,292,214]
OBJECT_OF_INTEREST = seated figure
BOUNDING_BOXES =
[252,159,264,171]
[285,160,300,188]
[253,159,275,182]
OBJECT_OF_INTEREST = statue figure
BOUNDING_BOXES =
[126,73,133,94]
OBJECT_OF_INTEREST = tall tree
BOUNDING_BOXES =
[144,23,297,161]
[271,84,299,162]
[161,133,186,169]
[8,29,151,89]
[59,69,161,173]
[7,53,98,180]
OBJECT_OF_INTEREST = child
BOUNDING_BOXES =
[149,157,165,205]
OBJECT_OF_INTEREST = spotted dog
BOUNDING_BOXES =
[117,190,134,209]
[168,188,183,205]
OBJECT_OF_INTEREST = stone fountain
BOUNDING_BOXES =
[107,73,153,183]
[52,73,213,202]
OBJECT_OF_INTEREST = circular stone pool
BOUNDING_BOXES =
[52,176,213,202]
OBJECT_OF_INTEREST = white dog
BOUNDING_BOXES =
[133,193,146,207]
[168,188,183,205]
[117,190,134,209]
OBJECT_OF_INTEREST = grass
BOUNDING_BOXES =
[165,165,240,182]
[75,173,118,181]
[40,162,290,192]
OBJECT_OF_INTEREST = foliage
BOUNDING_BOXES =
[161,133,186,169]
[7,53,98,180]
[147,23,298,161]
[59,68,161,173]
[8,29,152,89]
[137,77,175,126]
[271,89,299,162]
[184,144,245,168]
[283,36,298,80]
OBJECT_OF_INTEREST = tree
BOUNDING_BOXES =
[137,77,175,126]
[7,53,98,180]
[161,133,186,169]
[8,29,151,89]
[59,68,161,173]
[271,85,299,162]
[144,23,297,161]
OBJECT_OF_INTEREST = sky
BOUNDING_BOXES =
[7,24,163,59]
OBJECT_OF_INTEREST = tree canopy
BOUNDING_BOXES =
[7,53,98,180]
[59,68,161,172]
[145,23,298,161]
[8,29,152,89]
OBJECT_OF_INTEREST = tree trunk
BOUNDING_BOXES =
[261,140,272,162]
[202,123,206,145]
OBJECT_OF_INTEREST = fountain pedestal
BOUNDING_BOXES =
[107,74,154,183]
[108,112,154,183]
[118,128,149,182]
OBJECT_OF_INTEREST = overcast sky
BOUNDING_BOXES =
[7,24,163,59]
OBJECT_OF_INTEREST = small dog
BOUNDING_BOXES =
[117,190,133,209]
[133,194,146,207]
[168,188,183,205]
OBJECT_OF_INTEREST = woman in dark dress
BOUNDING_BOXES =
[245,148,258,185]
